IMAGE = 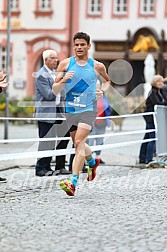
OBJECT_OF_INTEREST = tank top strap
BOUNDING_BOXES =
[87,58,94,68]
[66,56,76,71]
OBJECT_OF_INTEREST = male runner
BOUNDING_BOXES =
[52,32,110,196]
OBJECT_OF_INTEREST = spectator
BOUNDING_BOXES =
[88,80,111,164]
[139,74,167,164]
[34,49,70,176]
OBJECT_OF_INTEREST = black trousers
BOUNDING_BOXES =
[35,121,70,171]
[55,121,70,170]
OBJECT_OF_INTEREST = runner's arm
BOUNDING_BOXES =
[52,59,75,96]
[95,61,110,93]
[52,61,67,96]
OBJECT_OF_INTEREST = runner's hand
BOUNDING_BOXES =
[0,71,7,82]
[63,71,75,82]
[96,89,103,100]
[0,81,8,88]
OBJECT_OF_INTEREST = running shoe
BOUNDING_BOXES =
[0,177,7,183]
[99,159,105,164]
[87,158,100,181]
[59,179,75,196]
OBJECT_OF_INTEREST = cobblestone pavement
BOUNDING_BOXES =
[1,117,167,252]
[1,166,167,252]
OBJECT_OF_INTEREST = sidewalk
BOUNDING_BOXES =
[2,117,167,252]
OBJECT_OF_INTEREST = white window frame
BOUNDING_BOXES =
[88,0,101,16]
[38,0,51,11]
[0,47,7,71]
[140,0,155,15]
[11,0,19,11]
[113,0,127,15]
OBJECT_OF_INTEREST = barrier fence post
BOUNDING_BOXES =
[152,105,167,166]
[154,105,167,164]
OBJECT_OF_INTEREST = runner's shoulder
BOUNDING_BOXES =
[94,60,105,71]
[58,58,70,70]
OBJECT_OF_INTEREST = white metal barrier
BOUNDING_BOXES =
[154,105,167,164]
[0,112,157,164]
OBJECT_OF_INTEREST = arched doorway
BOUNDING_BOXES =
[129,27,159,95]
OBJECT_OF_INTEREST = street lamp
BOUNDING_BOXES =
[4,0,11,139]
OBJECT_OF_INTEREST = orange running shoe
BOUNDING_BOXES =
[60,179,75,196]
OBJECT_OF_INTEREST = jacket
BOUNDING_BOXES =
[144,86,167,123]
[34,66,65,123]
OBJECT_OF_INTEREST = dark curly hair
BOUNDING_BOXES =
[73,32,90,45]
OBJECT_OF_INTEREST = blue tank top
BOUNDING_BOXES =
[65,56,97,113]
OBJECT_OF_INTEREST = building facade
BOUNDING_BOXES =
[0,0,167,98]
[0,0,78,98]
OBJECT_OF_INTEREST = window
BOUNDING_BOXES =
[2,0,20,17]
[10,0,19,11]
[113,0,127,15]
[0,46,7,71]
[34,0,53,17]
[38,0,51,11]
[140,0,155,15]
[88,0,101,15]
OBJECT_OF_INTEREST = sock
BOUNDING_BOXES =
[87,157,96,167]
[71,174,79,188]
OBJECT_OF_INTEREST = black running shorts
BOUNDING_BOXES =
[65,111,97,132]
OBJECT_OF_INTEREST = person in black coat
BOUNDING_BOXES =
[139,74,167,164]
